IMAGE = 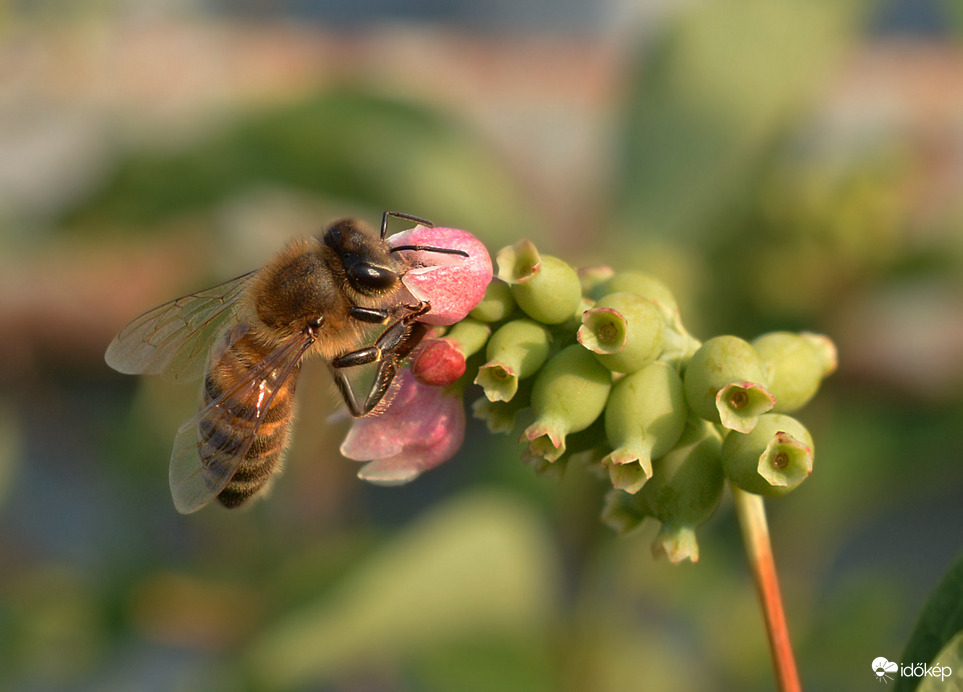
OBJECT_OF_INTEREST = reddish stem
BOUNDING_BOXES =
[732,486,801,692]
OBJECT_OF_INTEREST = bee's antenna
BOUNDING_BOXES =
[381,211,434,239]
[390,244,469,258]
[381,211,466,256]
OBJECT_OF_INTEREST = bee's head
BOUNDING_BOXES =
[322,218,405,296]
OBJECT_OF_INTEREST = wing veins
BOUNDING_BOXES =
[106,271,255,380]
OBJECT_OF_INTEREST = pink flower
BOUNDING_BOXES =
[388,226,492,326]
[340,369,466,485]
[341,226,490,485]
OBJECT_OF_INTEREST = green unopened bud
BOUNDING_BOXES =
[475,319,552,402]
[598,271,699,368]
[684,336,774,432]
[496,240,581,325]
[643,415,724,564]
[801,332,838,377]
[752,331,837,412]
[523,345,612,462]
[601,361,687,493]
[472,398,517,434]
[600,489,651,534]
[442,318,491,358]
[641,418,724,563]
[715,382,776,433]
[598,270,679,317]
[472,376,534,434]
[651,525,700,564]
[556,418,609,465]
[469,280,516,323]
[578,292,664,373]
[495,238,540,283]
[721,413,814,496]
[578,266,615,296]
[522,449,569,481]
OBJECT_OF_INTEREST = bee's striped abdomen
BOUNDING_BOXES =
[198,335,298,508]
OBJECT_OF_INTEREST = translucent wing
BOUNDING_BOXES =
[168,332,314,514]
[105,271,256,382]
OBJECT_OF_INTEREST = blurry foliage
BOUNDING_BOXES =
[243,492,558,690]
[0,399,20,508]
[704,145,917,333]
[4,0,963,690]
[940,0,963,38]
[2,566,105,687]
[896,551,963,691]
[63,87,540,248]
[612,0,864,244]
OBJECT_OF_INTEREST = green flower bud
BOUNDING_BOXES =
[715,382,775,434]
[578,292,664,373]
[472,397,519,434]
[442,318,491,359]
[475,319,552,402]
[752,331,837,413]
[651,524,700,564]
[602,412,722,562]
[578,265,615,296]
[721,413,814,496]
[523,344,612,462]
[469,280,516,323]
[683,335,774,432]
[597,271,700,368]
[601,361,687,493]
[555,417,609,465]
[495,238,540,283]
[801,332,838,377]
[600,488,651,534]
[496,240,581,325]
[640,418,724,562]
[471,377,534,434]
[598,270,679,317]
[522,449,569,481]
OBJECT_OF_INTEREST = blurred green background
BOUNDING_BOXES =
[2,1,963,690]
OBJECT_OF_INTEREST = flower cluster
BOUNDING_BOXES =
[342,233,836,563]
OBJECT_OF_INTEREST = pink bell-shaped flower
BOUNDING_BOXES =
[389,225,492,326]
[340,369,466,485]
[341,226,490,484]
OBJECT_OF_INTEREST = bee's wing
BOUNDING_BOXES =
[168,332,314,514]
[105,271,256,382]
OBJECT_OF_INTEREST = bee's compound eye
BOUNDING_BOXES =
[347,264,398,293]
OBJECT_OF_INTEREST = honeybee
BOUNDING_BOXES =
[106,212,466,514]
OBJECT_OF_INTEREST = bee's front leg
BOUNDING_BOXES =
[331,302,431,416]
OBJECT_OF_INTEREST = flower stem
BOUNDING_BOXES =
[732,485,801,692]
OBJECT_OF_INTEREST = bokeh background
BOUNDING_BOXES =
[2,1,963,690]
